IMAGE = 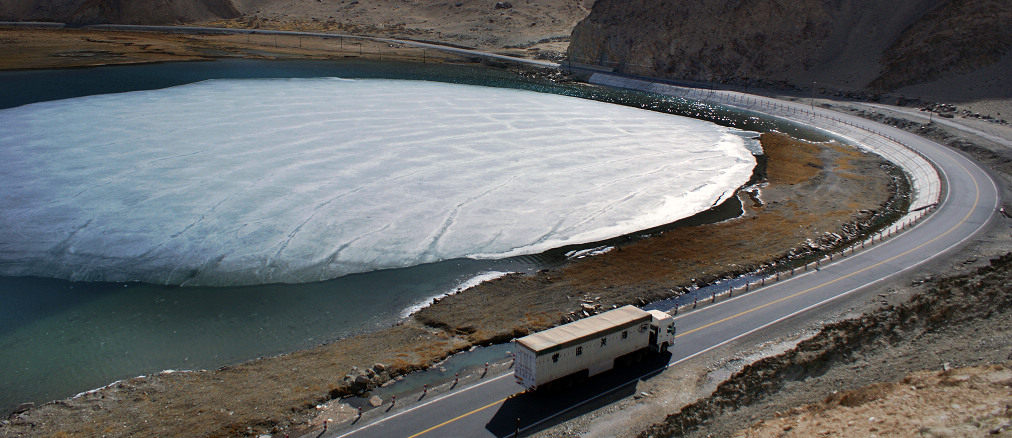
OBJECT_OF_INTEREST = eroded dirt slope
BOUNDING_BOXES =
[737,362,1012,437]
[641,252,1012,438]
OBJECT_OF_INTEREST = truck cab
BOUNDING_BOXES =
[646,309,675,352]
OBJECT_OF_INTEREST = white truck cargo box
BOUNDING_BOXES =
[514,305,665,390]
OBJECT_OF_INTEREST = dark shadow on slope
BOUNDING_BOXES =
[485,351,672,437]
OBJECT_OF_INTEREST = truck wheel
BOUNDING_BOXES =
[634,349,645,362]
[660,342,670,351]
[575,370,588,384]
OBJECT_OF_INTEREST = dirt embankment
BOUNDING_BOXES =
[0,132,902,437]
[739,361,1012,437]
[641,252,1012,438]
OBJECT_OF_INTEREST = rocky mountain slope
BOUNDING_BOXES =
[216,0,595,54]
[0,0,241,25]
[568,0,1012,101]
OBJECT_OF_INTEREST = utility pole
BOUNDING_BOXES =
[811,81,816,109]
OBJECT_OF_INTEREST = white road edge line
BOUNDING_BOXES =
[331,373,512,438]
[671,159,949,323]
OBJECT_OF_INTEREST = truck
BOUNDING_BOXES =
[513,305,675,391]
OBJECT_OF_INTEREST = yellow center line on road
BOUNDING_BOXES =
[406,395,513,438]
[402,156,984,438]
[677,158,979,340]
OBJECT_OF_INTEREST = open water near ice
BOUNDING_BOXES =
[0,59,830,414]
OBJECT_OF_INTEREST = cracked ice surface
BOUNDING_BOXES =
[0,78,755,286]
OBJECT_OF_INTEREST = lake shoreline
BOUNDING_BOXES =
[1,130,906,437]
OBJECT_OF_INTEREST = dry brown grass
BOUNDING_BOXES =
[416,132,894,347]
[763,133,823,185]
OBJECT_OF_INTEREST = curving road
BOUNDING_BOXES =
[3,22,1000,437]
[327,73,1001,438]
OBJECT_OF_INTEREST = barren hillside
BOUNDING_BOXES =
[0,0,241,24]
[568,0,1012,103]
[215,0,596,54]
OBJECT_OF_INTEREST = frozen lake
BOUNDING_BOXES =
[0,59,827,415]
[0,78,754,286]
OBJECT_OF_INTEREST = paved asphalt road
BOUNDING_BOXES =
[328,84,1000,438]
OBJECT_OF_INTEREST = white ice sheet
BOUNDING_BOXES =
[0,78,755,285]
